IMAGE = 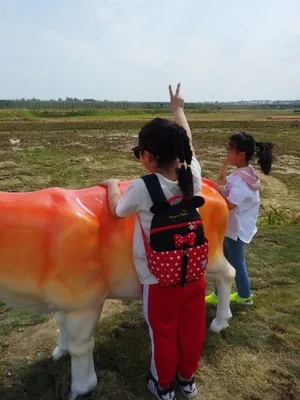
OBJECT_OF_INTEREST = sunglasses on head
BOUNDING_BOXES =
[132,146,141,159]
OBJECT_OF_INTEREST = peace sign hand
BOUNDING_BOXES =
[168,83,193,153]
[169,83,185,114]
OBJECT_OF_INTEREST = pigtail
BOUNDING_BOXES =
[182,132,194,198]
[255,142,274,175]
[176,127,194,199]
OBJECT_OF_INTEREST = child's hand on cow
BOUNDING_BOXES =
[99,179,121,217]
[99,179,120,188]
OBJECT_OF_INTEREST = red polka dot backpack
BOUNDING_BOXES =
[139,174,209,287]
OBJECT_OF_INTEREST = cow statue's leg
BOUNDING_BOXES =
[52,311,69,360]
[52,305,104,400]
[206,255,235,332]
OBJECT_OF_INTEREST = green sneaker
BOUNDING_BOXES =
[205,292,219,305]
[230,292,253,305]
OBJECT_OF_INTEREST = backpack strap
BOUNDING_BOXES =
[141,174,167,205]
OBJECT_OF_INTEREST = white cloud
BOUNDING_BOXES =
[0,0,299,100]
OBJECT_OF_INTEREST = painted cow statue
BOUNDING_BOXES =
[0,179,235,399]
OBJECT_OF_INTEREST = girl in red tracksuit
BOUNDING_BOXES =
[101,84,206,400]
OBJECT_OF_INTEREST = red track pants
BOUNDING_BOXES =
[143,277,206,389]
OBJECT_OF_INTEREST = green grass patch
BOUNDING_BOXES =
[0,303,46,338]
[258,205,298,226]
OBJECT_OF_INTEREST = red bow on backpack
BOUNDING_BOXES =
[173,232,196,248]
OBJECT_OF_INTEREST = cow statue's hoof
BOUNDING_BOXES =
[69,391,79,400]
[68,376,98,400]
[209,318,229,333]
[52,346,69,360]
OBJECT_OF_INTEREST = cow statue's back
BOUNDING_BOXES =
[0,179,235,399]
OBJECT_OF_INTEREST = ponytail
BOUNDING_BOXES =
[255,142,273,175]
[176,128,194,198]
[229,132,274,175]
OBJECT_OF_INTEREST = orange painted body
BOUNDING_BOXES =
[0,180,228,312]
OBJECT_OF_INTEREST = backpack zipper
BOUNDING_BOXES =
[150,220,202,235]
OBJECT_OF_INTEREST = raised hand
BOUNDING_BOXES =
[168,83,194,153]
[169,83,184,114]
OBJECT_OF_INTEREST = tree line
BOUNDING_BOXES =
[0,99,299,110]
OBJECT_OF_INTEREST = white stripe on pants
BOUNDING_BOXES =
[142,284,158,381]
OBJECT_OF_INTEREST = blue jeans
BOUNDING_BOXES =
[215,237,251,298]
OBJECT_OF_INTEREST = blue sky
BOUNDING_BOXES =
[0,0,299,101]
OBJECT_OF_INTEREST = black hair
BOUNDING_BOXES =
[229,131,273,175]
[138,117,194,198]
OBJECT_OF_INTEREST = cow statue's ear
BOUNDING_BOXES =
[150,202,170,214]
[185,196,205,209]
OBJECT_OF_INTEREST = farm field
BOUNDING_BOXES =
[0,107,300,122]
[0,109,299,400]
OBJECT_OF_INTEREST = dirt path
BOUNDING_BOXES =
[260,174,289,206]
[1,300,125,364]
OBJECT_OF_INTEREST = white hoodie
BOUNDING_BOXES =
[225,165,260,243]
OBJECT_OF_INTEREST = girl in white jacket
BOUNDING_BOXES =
[206,132,273,305]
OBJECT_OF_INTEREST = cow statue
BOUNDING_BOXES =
[0,178,235,399]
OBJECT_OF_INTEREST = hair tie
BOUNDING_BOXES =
[186,164,191,168]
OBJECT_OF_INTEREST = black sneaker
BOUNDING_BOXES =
[147,372,177,400]
[175,373,198,399]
